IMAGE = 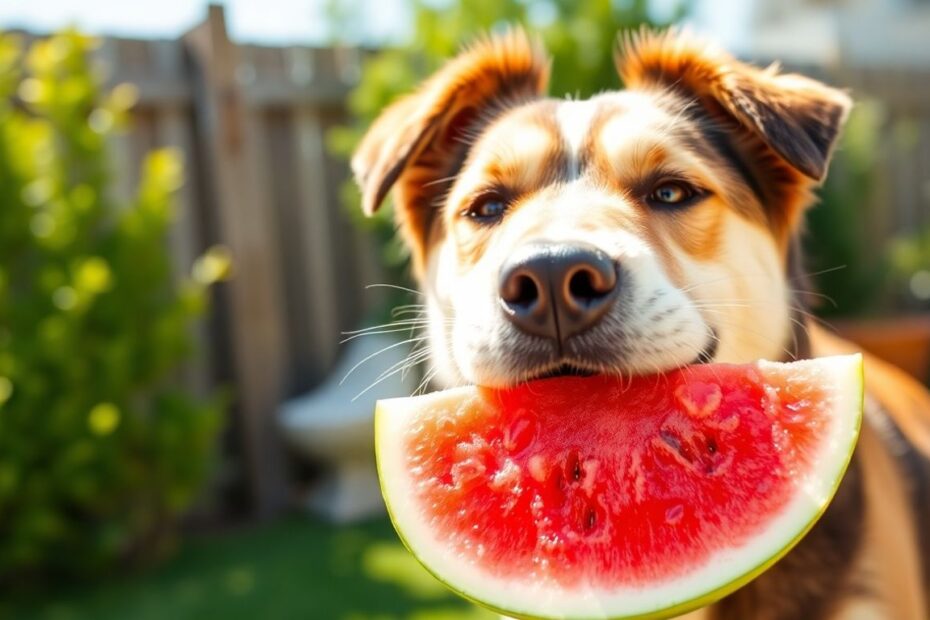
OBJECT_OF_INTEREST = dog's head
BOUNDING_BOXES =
[352,29,850,388]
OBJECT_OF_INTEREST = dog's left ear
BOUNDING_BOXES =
[351,29,549,275]
[616,29,851,183]
[352,29,549,216]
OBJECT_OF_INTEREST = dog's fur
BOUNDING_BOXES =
[353,29,930,619]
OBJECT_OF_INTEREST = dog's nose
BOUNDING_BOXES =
[499,242,619,343]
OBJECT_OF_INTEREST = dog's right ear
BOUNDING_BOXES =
[351,30,549,268]
[616,29,851,237]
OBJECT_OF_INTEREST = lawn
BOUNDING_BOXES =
[3,516,497,620]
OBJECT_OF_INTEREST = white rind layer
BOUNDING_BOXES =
[376,354,864,620]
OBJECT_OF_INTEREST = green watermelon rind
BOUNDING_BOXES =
[375,354,864,620]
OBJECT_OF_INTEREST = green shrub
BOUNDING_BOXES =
[0,31,224,582]
[888,225,930,311]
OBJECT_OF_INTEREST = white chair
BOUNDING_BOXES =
[277,333,421,522]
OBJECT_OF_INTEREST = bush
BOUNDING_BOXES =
[889,225,930,311]
[0,32,223,582]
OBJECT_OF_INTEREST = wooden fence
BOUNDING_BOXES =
[87,5,388,518]
[35,6,929,519]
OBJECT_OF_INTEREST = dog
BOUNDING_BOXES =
[352,29,930,619]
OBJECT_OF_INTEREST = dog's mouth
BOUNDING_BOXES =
[536,363,598,380]
[694,328,719,365]
[523,328,719,382]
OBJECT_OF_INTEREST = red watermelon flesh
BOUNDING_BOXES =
[376,355,863,620]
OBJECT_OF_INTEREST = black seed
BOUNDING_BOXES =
[585,508,597,530]
[564,450,582,483]
[660,430,681,451]
[707,438,717,454]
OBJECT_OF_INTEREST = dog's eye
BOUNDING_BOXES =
[648,181,700,208]
[464,195,507,223]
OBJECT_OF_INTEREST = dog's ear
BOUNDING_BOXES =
[616,29,851,183]
[352,29,549,219]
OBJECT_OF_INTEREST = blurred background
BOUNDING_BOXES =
[0,0,928,618]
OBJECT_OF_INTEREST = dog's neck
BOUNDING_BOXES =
[712,237,867,620]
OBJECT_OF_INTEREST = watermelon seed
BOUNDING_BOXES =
[584,508,597,530]
[659,430,681,452]
[658,430,703,467]
[665,504,684,525]
[707,438,718,454]
[564,450,582,482]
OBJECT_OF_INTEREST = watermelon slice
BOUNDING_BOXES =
[375,355,863,620]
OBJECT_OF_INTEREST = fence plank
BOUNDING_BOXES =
[155,107,212,396]
[292,108,340,377]
[183,5,291,519]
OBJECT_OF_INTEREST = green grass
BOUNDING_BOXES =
[2,516,497,620]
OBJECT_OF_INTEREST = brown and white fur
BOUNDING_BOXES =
[352,29,930,619]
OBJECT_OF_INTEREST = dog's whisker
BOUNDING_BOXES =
[400,347,433,382]
[694,309,800,361]
[676,264,847,297]
[352,347,435,402]
[340,326,430,344]
[391,308,428,318]
[690,293,826,318]
[389,310,432,321]
[352,352,431,402]
[365,283,424,297]
[373,348,432,385]
[413,367,438,396]
[391,303,428,314]
[797,264,847,280]
[340,336,429,386]
[342,319,433,335]
[373,348,430,380]
[422,174,461,188]
[691,298,824,327]
[790,289,838,307]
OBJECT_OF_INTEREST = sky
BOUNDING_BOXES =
[0,0,751,49]
[0,0,412,45]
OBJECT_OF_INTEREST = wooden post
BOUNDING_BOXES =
[287,47,340,374]
[143,38,214,400]
[183,5,290,519]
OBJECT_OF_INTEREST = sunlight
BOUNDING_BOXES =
[361,543,448,600]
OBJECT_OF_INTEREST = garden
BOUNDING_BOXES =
[1,0,928,618]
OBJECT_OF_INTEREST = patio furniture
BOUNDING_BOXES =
[278,333,420,522]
